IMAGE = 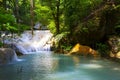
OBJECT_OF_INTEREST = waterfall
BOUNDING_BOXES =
[4,30,53,54]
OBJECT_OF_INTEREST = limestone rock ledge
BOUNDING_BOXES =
[0,48,17,64]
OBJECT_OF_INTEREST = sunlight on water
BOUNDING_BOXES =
[31,52,54,71]
[113,67,120,71]
[48,70,94,80]
[81,64,103,69]
[1,52,120,80]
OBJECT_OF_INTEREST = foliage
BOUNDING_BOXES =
[0,7,16,32]
[54,32,69,48]
[1,0,120,55]
[34,4,50,26]
[39,0,64,34]
[115,25,120,35]
[5,23,18,32]
[64,0,102,34]
[14,0,31,25]
[14,24,29,33]
[54,32,68,43]
[96,43,109,57]
[61,45,72,51]
[48,20,56,34]
[0,41,2,47]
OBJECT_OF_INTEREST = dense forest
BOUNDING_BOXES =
[0,0,120,58]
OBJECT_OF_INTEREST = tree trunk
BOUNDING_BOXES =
[56,0,60,34]
[12,0,20,34]
[48,0,60,34]
[13,0,19,23]
[30,0,34,35]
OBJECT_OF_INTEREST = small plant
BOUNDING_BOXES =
[0,41,3,47]
[96,43,109,57]
[61,45,72,51]
[54,32,69,48]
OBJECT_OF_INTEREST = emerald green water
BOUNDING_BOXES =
[0,51,120,80]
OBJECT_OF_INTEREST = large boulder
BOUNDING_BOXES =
[68,43,99,57]
[4,43,24,55]
[0,48,17,64]
[108,35,120,58]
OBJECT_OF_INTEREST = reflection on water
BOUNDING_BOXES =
[0,51,120,80]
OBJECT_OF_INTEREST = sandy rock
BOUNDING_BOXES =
[68,43,99,57]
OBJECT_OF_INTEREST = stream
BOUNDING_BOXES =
[1,30,120,80]
[0,51,120,80]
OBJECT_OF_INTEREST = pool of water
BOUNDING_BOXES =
[0,51,120,80]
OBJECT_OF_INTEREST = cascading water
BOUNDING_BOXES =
[5,30,53,54]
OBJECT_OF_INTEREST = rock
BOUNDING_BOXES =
[4,43,24,56]
[107,36,120,59]
[108,36,119,54]
[0,48,17,64]
[16,51,23,56]
[116,51,120,58]
[68,43,99,57]
[109,51,115,58]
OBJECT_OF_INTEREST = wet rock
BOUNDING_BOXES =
[4,43,23,55]
[0,48,17,64]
